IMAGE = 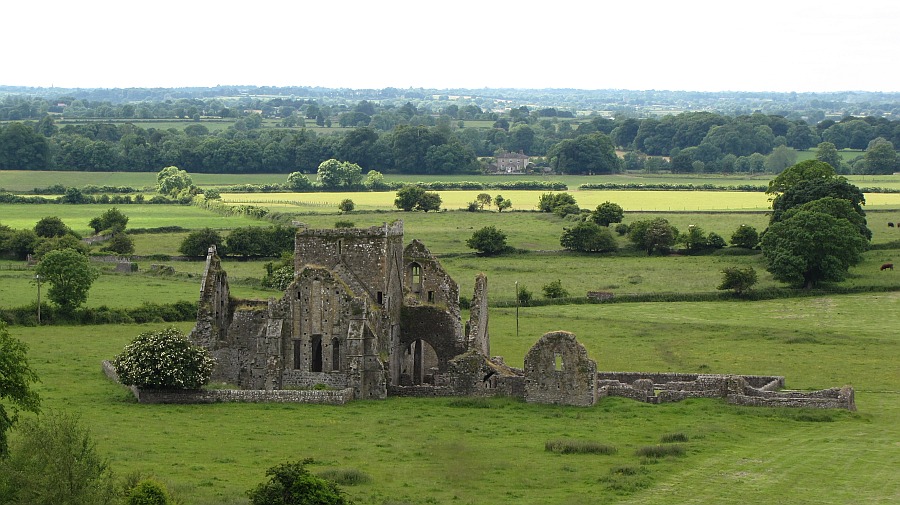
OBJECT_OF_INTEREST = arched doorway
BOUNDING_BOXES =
[400,339,438,385]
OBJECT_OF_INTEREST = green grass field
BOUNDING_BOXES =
[7,291,898,504]
[1,178,899,504]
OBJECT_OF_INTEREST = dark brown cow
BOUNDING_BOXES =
[881,263,894,271]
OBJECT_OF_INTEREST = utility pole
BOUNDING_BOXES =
[35,274,42,325]
[515,281,519,341]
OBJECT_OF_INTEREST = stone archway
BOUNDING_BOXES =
[524,331,597,406]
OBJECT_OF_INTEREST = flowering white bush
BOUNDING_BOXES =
[113,327,215,389]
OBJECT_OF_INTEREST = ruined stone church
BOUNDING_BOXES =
[190,221,494,400]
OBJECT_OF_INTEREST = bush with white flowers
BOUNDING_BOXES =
[113,327,215,389]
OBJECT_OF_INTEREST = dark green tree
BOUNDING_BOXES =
[766,159,836,195]
[537,192,577,213]
[247,459,349,505]
[338,199,355,213]
[285,171,313,191]
[34,248,99,312]
[760,210,868,288]
[628,218,678,255]
[316,159,363,190]
[394,185,425,211]
[416,191,442,212]
[0,321,41,457]
[542,279,569,299]
[88,207,129,234]
[717,266,758,295]
[494,194,511,212]
[784,196,872,240]
[100,232,135,255]
[548,132,621,174]
[179,228,226,257]
[560,222,618,253]
[589,201,624,227]
[770,177,866,223]
[730,224,760,249]
[34,216,71,238]
[466,226,509,256]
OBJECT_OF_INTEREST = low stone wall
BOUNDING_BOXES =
[102,361,353,405]
[387,385,458,397]
[133,387,354,405]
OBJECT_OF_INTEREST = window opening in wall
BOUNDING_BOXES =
[311,335,323,372]
[427,291,435,303]
[411,263,422,291]
[377,291,384,305]
[293,340,302,370]
[332,338,340,371]
[338,240,342,255]
[554,353,563,371]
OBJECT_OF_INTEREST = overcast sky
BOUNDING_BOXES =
[4,0,899,92]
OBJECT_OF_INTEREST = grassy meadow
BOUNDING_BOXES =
[7,291,899,505]
[1,173,899,503]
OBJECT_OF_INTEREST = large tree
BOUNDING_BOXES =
[34,248,99,312]
[0,321,41,457]
[316,159,363,190]
[815,141,842,171]
[627,218,678,255]
[770,177,866,223]
[156,166,193,195]
[760,210,868,288]
[766,159,836,195]
[560,222,617,253]
[864,137,898,175]
[548,133,621,174]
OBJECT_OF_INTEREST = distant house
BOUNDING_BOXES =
[493,151,530,174]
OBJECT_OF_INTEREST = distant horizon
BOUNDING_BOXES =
[3,83,898,95]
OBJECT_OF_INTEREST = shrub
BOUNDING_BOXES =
[334,220,355,228]
[247,459,350,505]
[316,468,372,486]
[516,285,533,306]
[660,432,689,443]
[542,279,570,299]
[730,224,760,249]
[125,478,174,505]
[466,226,509,256]
[0,410,117,505]
[705,232,727,249]
[718,266,758,295]
[590,201,624,226]
[634,444,686,458]
[100,232,135,255]
[545,439,617,455]
[560,221,618,253]
[179,228,226,257]
[538,192,577,213]
[614,223,629,236]
[338,198,355,213]
[113,327,215,389]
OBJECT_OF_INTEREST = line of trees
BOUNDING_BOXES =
[2,109,899,175]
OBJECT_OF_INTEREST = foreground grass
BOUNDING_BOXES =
[8,292,898,505]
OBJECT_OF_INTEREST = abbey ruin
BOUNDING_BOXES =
[150,221,854,411]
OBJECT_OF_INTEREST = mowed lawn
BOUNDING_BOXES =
[7,292,899,505]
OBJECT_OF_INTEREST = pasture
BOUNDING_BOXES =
[7,292,899,505]
[1,175,899,504]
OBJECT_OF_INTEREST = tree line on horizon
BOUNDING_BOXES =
[1,103,899,175]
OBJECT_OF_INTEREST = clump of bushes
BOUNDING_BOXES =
[317,468,372,486]
[659,432,689,443]
[113,327,215,390]
[544,439,617,455]
[634,444,686,458]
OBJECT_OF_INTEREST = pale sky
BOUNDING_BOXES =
[3,0,899,92]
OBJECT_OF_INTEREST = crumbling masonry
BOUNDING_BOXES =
[184,221,854,410]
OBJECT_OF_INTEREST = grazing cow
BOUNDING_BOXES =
[891,222,896,227]
[881,263,894,271]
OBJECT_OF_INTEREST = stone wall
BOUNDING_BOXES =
[102,360,353,404]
